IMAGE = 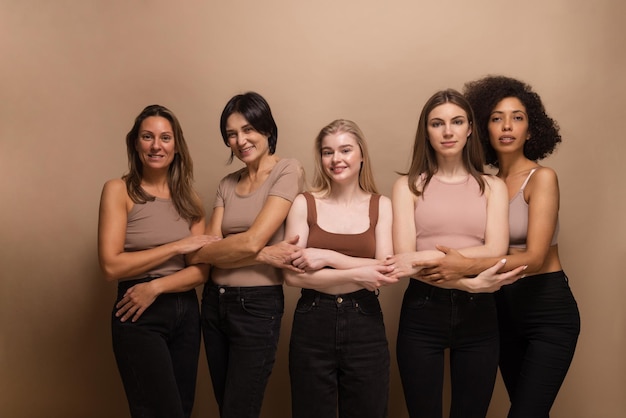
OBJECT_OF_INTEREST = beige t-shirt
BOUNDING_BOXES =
[211,158,304,285]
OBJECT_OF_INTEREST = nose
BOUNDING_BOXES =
[502,116,512,131]
[235,133,247,147]
[150,139,162,150]
[443,123,453,137]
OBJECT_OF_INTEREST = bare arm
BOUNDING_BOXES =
[187,195,298,268]
[97,179,213,281]
[114,219,211,322]
[388,176,445,278]
[283,194,397,291]
[416,168,559,280]
[453,175,509,258]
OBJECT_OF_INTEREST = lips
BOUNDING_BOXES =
[498,136,516,144]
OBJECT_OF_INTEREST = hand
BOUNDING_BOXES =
[414,245,469,282]
[290,248,333,271]
[115,281,160,322]
[430,259,527,293]
[386,251,442,279]
[259,236,304,273]
[353,264,399,291]
[176,234,220,254]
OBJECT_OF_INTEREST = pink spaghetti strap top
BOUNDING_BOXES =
[509,169,559,249]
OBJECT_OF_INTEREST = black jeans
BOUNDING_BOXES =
[201,284,284,418]
[289,288,390,418]
[397,279,499,418]
[496,270,580,418]
[111,277,200,418]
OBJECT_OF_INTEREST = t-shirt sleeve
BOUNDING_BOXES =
[269,158,305,202]
[213,174,232,209]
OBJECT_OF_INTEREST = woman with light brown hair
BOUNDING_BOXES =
[98,104,211,418]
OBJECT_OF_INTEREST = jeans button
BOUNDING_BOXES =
[219,288,225,294]
[336,297,343,304]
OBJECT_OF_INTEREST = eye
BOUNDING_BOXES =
[342,148,352,154]
[162,135,173,142]
[514,115,525,121]
[322,150,333,157]
[453,119,465,125]
[140,134,152,141]
[430,121,442,128]
[227,132,237,139]
[243,126,255,133]
[490,116,502,123]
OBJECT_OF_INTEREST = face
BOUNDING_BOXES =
[488,97,530,154]
[320,132,363,184]
[135,116,176,170]
[225,112,270,164]
[426,102,471,156]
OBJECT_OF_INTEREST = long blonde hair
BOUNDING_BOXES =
[311,119,378,197]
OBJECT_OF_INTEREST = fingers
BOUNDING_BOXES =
[285,235,300,245]
[434,244,451,254]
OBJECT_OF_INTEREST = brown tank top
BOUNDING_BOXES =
[304,192,379,259]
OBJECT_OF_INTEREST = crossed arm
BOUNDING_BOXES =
[282,194,398,292]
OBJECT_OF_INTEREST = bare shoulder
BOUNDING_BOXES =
[101,178,127,198]
[531,166,559,184]
[527,166,559,198]
[378,194,392,212]
[482,173,505,188]
[482,174,507,199]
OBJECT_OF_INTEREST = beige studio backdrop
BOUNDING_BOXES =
[1,0,625,417]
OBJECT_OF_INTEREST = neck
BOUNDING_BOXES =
[434,158,468,179]
[497,154,534,178]
[326,180,367,206]
[245,154,278,180]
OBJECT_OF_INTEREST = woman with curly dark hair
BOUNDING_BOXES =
[416,76,580,418]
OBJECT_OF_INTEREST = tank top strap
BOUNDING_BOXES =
[519,168,538,191]
[303,192,317,227]
[369,194,380,228]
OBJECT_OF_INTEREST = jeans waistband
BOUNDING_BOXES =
[300,288,378,307]
[205,283,283,298]
[117,275,162,292]
[408,278,493,302]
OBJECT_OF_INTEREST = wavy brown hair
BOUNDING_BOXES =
[406,89,486,197]
[123,104,203,224]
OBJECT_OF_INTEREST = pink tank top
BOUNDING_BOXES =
[414,175,486,251]
[509,169,559,249]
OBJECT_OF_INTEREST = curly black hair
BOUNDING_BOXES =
[463,75,561,166]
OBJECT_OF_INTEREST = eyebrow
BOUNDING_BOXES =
[491,110,527,115]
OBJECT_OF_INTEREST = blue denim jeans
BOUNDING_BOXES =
[496,270,580,418]
[397,279,499,418]
[111,277,201,418]
[201,284,284,418]
[289,288,390,418]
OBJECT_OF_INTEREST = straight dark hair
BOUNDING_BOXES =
[219,92,278,164]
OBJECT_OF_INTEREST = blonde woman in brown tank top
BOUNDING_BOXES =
[416,76,580,418]
[282,119,397,418]
[98,105,214,418]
